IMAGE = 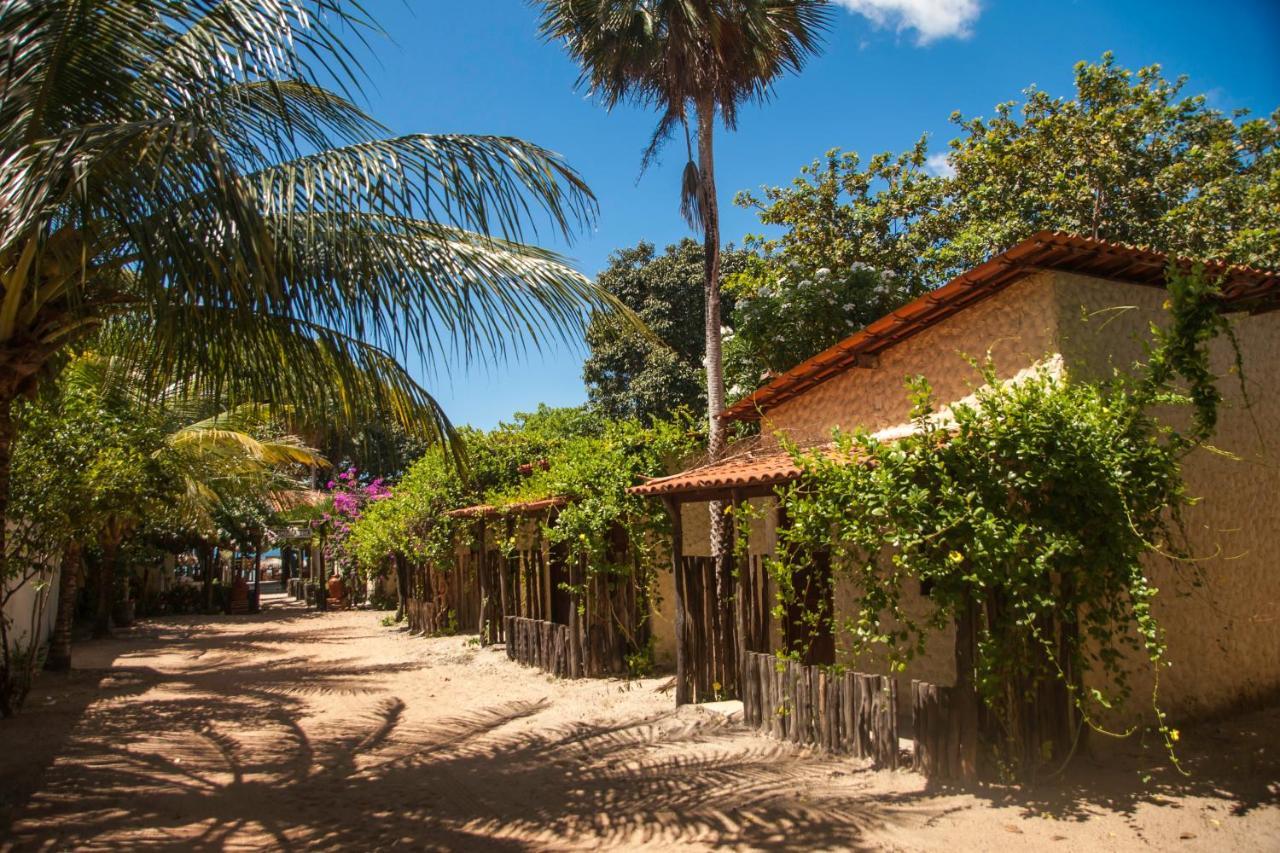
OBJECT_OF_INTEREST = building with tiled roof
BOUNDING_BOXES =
[631,232,1280,748]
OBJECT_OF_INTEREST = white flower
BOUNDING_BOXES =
[815,267,831,279]
[720,325,733,336]
[883,269,897,279]
[851,261,869,272]
[729,384,745,397]
[842,303,856,312]
[799,279,813,289]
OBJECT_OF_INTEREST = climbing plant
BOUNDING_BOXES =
[492,414,700,581]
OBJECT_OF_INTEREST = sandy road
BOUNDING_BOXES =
[0,594,1276,851]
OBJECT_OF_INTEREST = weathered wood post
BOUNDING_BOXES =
[731,489,748,701]
[475,518,490,644]
[500,515,514,644]
[662,496,689,705]
[954,593,980,785]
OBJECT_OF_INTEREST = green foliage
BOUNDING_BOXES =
[584,240,746,419]
[768,267,1236,777]
[733,55,1277,399]
[462,405,607,498]
[10,358,177,554]
[492,414,700,578]
[347,449,466,578]
[722,255,915,403]
[0,0,608,440]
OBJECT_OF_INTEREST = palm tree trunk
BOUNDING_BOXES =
[697,100,736,697]
[46,540,82,671]
[698,101,726,462]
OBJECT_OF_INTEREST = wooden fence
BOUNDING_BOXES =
[403,548,483,638]
[505,616,579,678]
[910,680,977,783]
[677,555,732,702]
[741,651,899,769]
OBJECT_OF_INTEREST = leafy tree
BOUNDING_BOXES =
[737,54,1279,304]
[461,405,606,498]
[347,449,467,619]
[585,239,746,419]
[4,350,325,706]
[722,256,915,404]
[0,0,616,605]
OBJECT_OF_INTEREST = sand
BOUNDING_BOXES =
[0,592,1276,851]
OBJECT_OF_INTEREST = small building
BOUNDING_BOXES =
[632,232,1280,775]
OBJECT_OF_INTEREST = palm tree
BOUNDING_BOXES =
[535,0,829,698]
[0,1,621,592]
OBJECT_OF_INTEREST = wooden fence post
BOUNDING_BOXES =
[955,595,980,784]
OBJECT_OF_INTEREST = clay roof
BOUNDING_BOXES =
[628,442,873,499]
[446,496,567,519]
[722,231,1280,422]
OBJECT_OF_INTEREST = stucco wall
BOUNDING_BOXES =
[1055,274,1280,720]
[763,274,1062,445]
[651,560,677,667]
[2,566,60,656]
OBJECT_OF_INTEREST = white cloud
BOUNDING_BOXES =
[925,152,956,178]
[835,0,982,44]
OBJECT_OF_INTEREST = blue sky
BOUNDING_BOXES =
[359,0,1280,430]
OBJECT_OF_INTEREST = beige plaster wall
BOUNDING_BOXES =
[1055,274,1280,720]
[651,560,678,667]
[831,574,957,687]
[764,274,1062,445]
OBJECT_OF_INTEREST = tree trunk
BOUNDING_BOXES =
[0,394,14,716]
[393,552,408,622]
[697,100,736,698]
[45,540,82,671]
[202,544,215,613]
[697,101,725,462]
[93,533,120,638]
[0,392,11,616]
[253,542,262,612]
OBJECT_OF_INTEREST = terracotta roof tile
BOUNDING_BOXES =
[628,446,856,498]
[722,231,1280,422]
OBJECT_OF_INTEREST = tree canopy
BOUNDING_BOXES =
[584,240,748,420]
[731,54,1278,386]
